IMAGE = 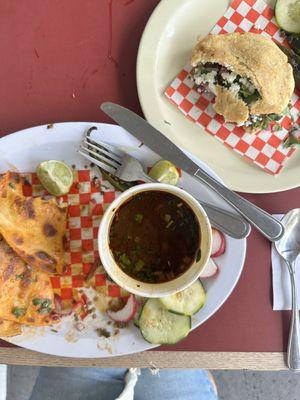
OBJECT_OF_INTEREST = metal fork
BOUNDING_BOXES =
[78,134,251,239]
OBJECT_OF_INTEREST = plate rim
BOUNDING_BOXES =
[136,0,300,194]
[0,121,246,358]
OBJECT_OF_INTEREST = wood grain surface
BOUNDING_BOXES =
[0,349,287,370]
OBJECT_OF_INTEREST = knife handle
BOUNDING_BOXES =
[199,201,251,239]
[194,169,284,241]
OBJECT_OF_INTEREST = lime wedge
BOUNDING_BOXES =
[149,160,179,186]
[36,160,73,196]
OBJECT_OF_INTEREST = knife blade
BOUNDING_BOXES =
[101,102,284,241]
[102,104,199,175]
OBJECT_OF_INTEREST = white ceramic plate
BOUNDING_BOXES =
[136,0,299,193]
[0,122,246,358]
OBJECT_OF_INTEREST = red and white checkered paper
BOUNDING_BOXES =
[165,0,300,175]
[22,170,127,308]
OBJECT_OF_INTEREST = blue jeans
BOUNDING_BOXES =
[29,367,218,400]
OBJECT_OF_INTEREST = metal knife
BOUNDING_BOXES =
[101,102,284,242]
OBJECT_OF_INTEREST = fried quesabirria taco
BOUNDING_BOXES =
[0,319,22,337]
[0,173,67,274]
[0,171,24,197]
[0,239,58,327]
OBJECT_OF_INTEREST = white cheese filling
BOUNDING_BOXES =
[192,64,283,130]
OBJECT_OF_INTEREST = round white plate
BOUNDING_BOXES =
[136,0,299,193]
[0,122,246,358]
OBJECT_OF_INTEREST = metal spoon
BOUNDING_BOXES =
[275,209,300,371]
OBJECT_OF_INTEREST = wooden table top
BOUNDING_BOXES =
[0,348,288,370]
[0,0,299,369]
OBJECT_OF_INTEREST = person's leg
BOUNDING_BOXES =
[29,367,218,400]
[29,367,127,400]
[134,369,218,400]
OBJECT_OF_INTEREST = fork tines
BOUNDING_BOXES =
[79,135,124,175]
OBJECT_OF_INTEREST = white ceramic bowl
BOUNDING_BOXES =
[98,183,212,297]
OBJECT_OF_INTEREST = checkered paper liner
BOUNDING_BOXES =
[165,0,300,175]
[22,170,128,310]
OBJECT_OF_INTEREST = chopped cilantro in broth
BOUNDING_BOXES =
[109,191,200,284]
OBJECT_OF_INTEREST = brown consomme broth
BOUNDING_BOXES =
[109,190,201,284]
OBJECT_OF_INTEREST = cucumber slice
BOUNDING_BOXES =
[275,0,300,33]
[133,296,145,328]
[133,315,140,328]
[160,280,206,316]
[139,299,191,344]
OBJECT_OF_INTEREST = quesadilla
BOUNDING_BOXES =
[190,32,295,132]
[0,185,67,274]
[0,239,57,326]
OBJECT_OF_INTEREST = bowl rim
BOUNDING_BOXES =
[98,183,212,297]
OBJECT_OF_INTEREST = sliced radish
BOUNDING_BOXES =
[211,228,226,258]
[107,294,137,323]
[199,258,219,278]
[53,294,73,316]
[133,296,146,327]
[54,293,62,312]
[58,308,73,317]
[135,296,145,308]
